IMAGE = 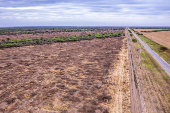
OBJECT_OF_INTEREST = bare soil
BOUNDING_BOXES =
[134,29,170,49]
[0,36,129,113]
[0,30,123,41]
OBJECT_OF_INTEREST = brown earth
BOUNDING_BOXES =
[130,34,170,113]
[134,29,170,49]
[0,30,123,41]
[0,36,130,113]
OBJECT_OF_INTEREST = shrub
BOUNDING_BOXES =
[1,43,6,46]
[128,30,132,33]
[7,38,10,41]
[35,39,42,44]
[0,32,123,48]
[95,34,103,38]
[160,46,168,51]
[130,34,133,37]
[70,36,77,41]
[132,39,137,42]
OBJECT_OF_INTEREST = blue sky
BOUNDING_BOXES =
[0,0,170,27]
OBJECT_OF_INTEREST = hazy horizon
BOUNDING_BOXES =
[0,0,170,27]
[1,26,170,28]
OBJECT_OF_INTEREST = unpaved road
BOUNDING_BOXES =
[130,29,170,76]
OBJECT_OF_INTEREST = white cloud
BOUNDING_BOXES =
[0,1,170,26]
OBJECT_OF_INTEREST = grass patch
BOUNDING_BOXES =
[132,39,137,42]
[134,43,141,48]
[141,51,170,84]
[141,52,154,71]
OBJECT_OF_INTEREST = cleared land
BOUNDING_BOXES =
[134,29,170,49]
[0,35,130,112]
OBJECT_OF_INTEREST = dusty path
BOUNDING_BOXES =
[109,38,130,113]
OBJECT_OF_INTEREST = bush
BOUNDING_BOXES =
[128,30,132,33]
[95,34,103,38]
[130,34,133,37]
[160,46,168,51]
[70,36,77,41]
[132,39,137,42]
[0,32,123,48]
[7,38,10,41]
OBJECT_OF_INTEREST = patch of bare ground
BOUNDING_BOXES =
[108,38,130,113]
[134,29,170,49]
[0,35,130,112]
[131,35,170,113]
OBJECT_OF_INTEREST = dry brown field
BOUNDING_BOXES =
[134,29,170,49]
[0,35,130,112]
[134,29,162,32]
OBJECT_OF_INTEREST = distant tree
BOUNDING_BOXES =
[6,38,10,41]
[2,39,5,42]
[160,46,168,51]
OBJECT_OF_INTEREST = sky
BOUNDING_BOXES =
[0,0,170,27]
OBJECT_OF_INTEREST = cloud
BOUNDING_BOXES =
[0,0,170,26]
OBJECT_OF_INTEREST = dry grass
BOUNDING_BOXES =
[0,36,129,112]
[134,29,162,32]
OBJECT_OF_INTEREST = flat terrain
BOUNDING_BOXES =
[134,29,162,32]
[0,36,130,112]
[130,34,170,113]
[134,29,170,49]
[0,30,122,41]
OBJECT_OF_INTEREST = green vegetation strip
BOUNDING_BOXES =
[0,32,122,48]
[0,27,124,35]
[141,51,170,84]
[137,34,170,64]
[128,30,132,33]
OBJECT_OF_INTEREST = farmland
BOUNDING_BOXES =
[132,29,170,65]
[0,27,130,112]
[134,29,170,49]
